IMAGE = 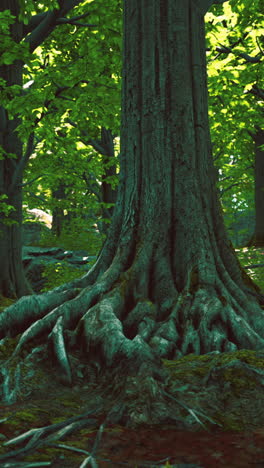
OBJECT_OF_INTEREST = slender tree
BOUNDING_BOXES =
[0,0,85,298]
[0,0,27,298]
[248,125,264,246]
[1,0,264,424]
[206,1,263,246]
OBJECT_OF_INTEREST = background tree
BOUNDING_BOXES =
[0,0,105,298]
[248,126,264,246]
[206,0,264,245]
[21,0,121,243]
[0,0,29,298]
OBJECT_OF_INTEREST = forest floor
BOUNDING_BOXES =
[0,246,263,468]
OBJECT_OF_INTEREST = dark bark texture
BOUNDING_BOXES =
[248,126,264,247]
[51,182,68,237]
[0,0,264,428]
[0,0,31,298]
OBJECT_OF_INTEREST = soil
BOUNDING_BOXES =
[0,341,264,468]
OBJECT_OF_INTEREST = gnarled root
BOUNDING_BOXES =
[1,239,264,432]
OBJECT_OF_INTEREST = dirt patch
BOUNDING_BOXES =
[0,345,264,466]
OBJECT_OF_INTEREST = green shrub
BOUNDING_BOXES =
[236,247,264,292]
[38,217,105,254]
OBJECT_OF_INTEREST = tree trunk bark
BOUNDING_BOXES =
[1,0,264,426]
[51,182,67,238]
[248,126,264,247]
[101,128,117,233]
[0,0,31,298]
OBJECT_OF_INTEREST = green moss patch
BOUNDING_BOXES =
[162,349,264,431]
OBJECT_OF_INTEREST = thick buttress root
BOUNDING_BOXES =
[0,239,264,427]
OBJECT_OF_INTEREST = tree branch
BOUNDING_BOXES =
[193,0,228,15]
[23,12,48,36]
[244,264,264,270]
[61,11,92,22]
[21,174,48,188]
[10,133,39,193]
[216,44,263,63]
[25,0,85,53]
[219,182,241,197]
[66,119,116,158]
[56,18,97,27]
[27,192,47,203]
[23,4,92,37]
[82,172,102,202]
[211,0,229,3]
[246,85,264,100]
[25,10,60,52]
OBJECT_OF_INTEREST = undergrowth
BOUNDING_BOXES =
[236,247,264,292]
[38,217,105,254]
[39,246,264,295]
[40,258,96,292]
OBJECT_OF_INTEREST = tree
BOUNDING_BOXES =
[49,128,118,238]
[248,125,264,246]
[206,0,264,245]
[1,0,264,426]
[0,0,91,298]
[0,0,29,298]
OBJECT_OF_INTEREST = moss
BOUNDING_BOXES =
[216,349,264,368]
[163,349,264,375]
[0,337,20,360]
[0,296,15,313]
[11,409,39,424]
[163,350,264,386]
[38,218,104,254]
[162,352,215,381]
[60,398,81,408]
[212,410,245,432]
[24,447,69,463]
[2,407,48,428]
[49,416,66,424]
[40,260,83,292]
[163,349,264,431]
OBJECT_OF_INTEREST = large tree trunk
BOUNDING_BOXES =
[1,0,264,428]
[0,0,31,298]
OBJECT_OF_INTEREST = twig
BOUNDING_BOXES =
[162,389,222,429]
[244,264,264,269]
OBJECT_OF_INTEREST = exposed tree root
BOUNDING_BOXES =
[0,377,221,467]
[0,408,101,465]
[0,288,81,339]
[0,238,264,440]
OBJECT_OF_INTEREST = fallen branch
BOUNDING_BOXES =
[0,409,100,463]
[244,263,264,269]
